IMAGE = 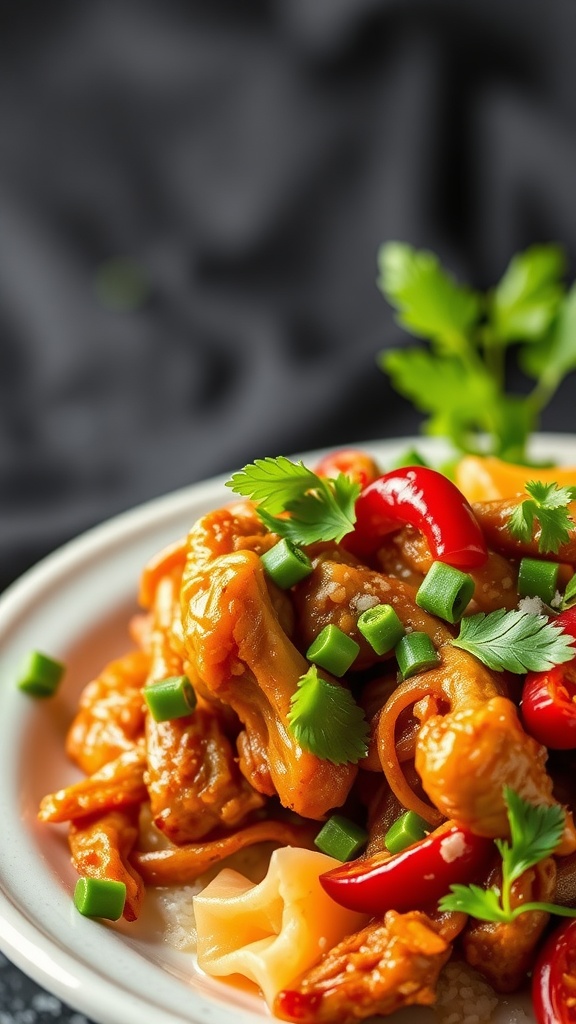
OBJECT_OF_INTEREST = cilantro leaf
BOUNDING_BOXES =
[287,666,369,765]
[439,789,572,924]
[227,457,324,515]
[226,457,360,545]
[377,242,481,354]
[497,787,565,886]
[379,348,496,448]
[508,480,576,553]
[438,883,508,922]
[376,241,576,464]
[451,608,576,672]
[489,244,565,344]
[522,282,576,390]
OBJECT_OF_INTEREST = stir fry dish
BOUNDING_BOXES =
[35,446,576,1024]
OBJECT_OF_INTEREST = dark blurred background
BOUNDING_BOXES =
[2,0,576,1017]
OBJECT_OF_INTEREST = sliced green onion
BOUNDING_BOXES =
[518,557,560,605]
[384,810,429,854]
[260,539,313,589]
[357,603,405,655]
[314,814,368,861]
[307,624,360,677]
[17,650,65,697]
[144,675,197,722]
[395,632,439,680]
[73,877,127,920]
[416,561,475,624]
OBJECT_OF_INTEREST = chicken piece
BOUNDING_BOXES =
[473,497,576,565]
[183,501,294,636]
[292,558,453,672]
[294,559,576,844]
[141,569,186,685]
[274,910,452,1024]
[69,808,145,922]
[463,857,557,991]
[65,650,149,775]
[145,699,264,843]
[415,695,576,852]
[132,818,317,885]
[138,536,188,610]
[382,525,520,613]
[38,746,148,823]
[142,560,265,842]
[180,546,357,819]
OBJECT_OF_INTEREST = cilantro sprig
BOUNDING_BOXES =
[377,242,576,464]
[450,608,576,673]
[439,788,576,923]
[508,480,576,553]
[226,456,360,545]
[287,665,369,765]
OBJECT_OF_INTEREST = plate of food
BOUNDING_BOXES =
[1,431,576,1024]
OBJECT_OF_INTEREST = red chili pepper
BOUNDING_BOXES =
[319,824,493,915]
[274,990,321,1023]
[522,606,576,750]
[314,448,381,489]
[532,918,576,1024]
[345,466,488,569]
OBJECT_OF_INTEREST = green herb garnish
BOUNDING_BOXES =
[562,573,576,610]
[439,788,576,922]
[287,665,369,765]
[226,456,360,545]
[508,480,576,553]
[377,241,576,464]
[450,608,576,672]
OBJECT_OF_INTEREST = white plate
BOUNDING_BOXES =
[2,435,571,1024]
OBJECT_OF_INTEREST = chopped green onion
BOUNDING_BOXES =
[518,557,560,605]
[314,814,368,861]
[307,625,360,677]
[416,561,475,624]
[384,810,429,854]
[357,603,405,655]
[144,675,197,722]
[260,538,313,589]
[395,632,440,680]
[17,650,65,697]
[73,877,127,920]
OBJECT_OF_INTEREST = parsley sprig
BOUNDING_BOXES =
[377,242,576,464]
[439,788,576,923]
[451,608,576,672]
[226,456,360,545]
[287,665,369,765]
[508,480,576,554]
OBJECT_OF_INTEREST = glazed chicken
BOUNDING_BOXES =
[473,496,576,564]
[293,557,576,847]
[179,507,358,819]
[274,910,456,1024]
[462,857,557,992]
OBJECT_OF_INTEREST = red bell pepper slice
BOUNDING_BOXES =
[345,466,488,569]
[522,606,576,750]
[319,824,493,915]
[532,918,576,1024]
[314,448,381,489]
